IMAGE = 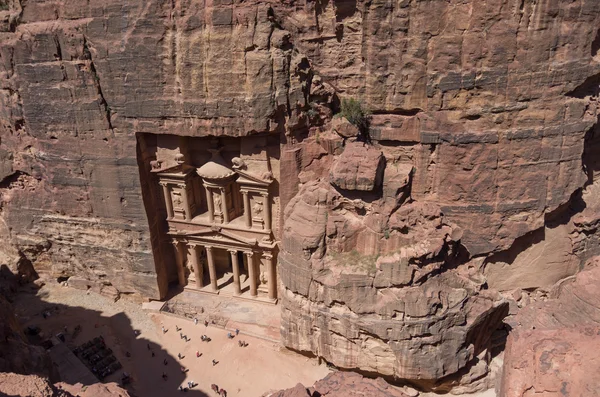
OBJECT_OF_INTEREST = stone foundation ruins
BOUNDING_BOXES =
[0,0,599,393]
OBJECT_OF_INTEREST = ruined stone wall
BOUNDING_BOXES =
[0,0,599,388]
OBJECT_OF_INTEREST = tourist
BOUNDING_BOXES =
[162,372,168,381]
[219,388,227,396]
[162,326,167,334]
[194,318,198,325]
[163,358,168,365]
[204,320,209,327]
[211,384,219,393]
[180,366,187,373]
[176,325,181,331]
[227,332,233,339]
[125,351,131,358]
[178,353,183,359]
[212,359,218,366]
[196,351,200,357]
[151,351,155,357]
[235,328,239,335]
[238,340,242,347]
[63,326,68,333]
[147,343,151,350]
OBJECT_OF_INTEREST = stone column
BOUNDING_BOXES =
[161,183,174,219]
[242,191,252,228]
[205,187,214,223]
[180,184,192,221]
[262,192,271,232]
[263,253,276,300]
[220,187,229,223]
[229,250,241,295]
[189,244,203,289]
[173,240,186,286]
[246,251,257,297]
[206,246,218,292]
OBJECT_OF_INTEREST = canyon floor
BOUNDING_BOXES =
[11,283,496,397]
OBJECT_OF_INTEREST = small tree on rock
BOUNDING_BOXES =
[337,98,371,142]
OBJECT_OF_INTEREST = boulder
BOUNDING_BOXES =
[331,117,360,139]
[329,142,384,191]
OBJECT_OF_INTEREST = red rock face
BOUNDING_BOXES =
[500,258,600,397]
[0,0,598,388]
[272,371,410,397]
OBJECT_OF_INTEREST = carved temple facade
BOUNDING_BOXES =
[142,135,280,302]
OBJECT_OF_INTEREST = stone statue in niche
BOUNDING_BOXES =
[253,200,263,216]
[214,194,222,213]
[172,191,183,208]
[187,250,195,281]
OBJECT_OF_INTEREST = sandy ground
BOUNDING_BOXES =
[13,283,498,397]
[12,284,330,397]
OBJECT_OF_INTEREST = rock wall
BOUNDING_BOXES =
[500,257,600,397]
[276,0,600,387]
[0,0,599,389]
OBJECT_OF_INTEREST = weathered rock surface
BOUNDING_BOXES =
[0,373,131,397]
[500,258,600,397]
[280,179,508,383]
[271,371,409,397]
[0,294,55,379]
[329,141,384,191]
[0,0,599,389]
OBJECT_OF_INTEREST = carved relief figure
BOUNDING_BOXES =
[186,248,195,281]
[172,191,183,208]
[214,194,222,213]
[253,200,263,216]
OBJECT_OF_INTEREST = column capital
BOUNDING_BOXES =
[159,181,169,187]
[260,191,269,198]
[228,249,238,255]
[205,245,213,252]
[240,190,249,196]
[244,251,254,257]
[262,252,273,260]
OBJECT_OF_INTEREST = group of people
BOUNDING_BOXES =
[211,383,227,396]
[169,318,239,395]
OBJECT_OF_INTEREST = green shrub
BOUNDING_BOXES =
[337,97,371,136]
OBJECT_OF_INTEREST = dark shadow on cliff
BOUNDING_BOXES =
[0,269,209,397]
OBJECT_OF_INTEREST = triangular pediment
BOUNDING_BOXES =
[156,163,195,177]
[235,170,273,186]
[172,227,258,246]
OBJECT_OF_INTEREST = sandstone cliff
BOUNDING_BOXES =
[500,256,600,397]
[0,0,599,389]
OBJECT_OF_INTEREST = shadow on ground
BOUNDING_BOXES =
[0,266,209,397]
